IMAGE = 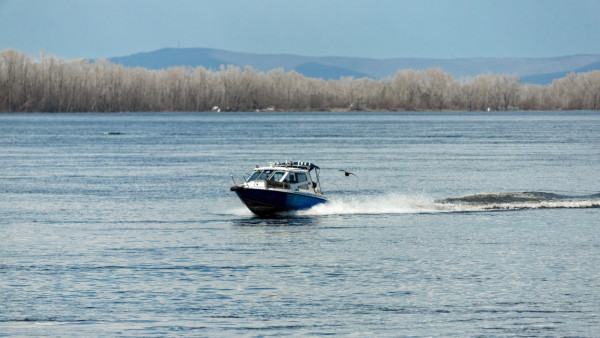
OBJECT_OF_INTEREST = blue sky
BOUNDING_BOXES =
[1,0,599,59]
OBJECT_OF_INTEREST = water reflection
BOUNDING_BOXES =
[232,215,319,227]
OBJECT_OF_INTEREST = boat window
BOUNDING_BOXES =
[296,173,308,183]
[284,173,297,183]
[257,170,273,180]
[246,171,261,182]
[269,171,286,182]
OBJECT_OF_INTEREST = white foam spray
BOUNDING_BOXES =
[299,193,443,216]
[298,192,600,216]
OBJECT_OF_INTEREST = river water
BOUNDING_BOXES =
[1,111,599,336]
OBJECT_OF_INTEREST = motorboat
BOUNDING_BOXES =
[230,161,327,216]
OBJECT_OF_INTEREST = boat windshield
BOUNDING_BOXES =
[257,170,274,180]
[246,171,261,182]
[269,171,286,182]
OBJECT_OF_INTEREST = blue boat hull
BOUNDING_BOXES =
[231,186,327,216]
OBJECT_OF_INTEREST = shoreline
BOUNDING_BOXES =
[1,109,597,114]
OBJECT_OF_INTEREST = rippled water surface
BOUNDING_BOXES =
[1,111,599,336]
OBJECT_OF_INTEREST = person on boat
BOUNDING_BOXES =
[284,173,297,183]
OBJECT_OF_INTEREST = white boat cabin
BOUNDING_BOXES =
[243,161,323,195]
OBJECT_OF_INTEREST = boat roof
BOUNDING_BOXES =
[255,161,320,172]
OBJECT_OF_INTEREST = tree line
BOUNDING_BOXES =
[1,48,599,112]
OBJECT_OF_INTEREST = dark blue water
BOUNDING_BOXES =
[1,111,599,336]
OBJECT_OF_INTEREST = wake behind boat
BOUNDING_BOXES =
[230,161,327,216]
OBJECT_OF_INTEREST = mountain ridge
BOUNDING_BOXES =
[109,47,600,85]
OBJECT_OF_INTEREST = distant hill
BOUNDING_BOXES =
[109,48,600,85]
[293,61,369,80]
[520,60,600,84]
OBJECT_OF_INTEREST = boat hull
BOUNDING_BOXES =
[231,186,327,216]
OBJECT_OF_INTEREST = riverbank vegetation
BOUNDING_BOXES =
[1,49,599,112]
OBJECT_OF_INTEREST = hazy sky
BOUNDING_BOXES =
[1,0,599,59]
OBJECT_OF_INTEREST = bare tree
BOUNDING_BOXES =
[1,48,599,113]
